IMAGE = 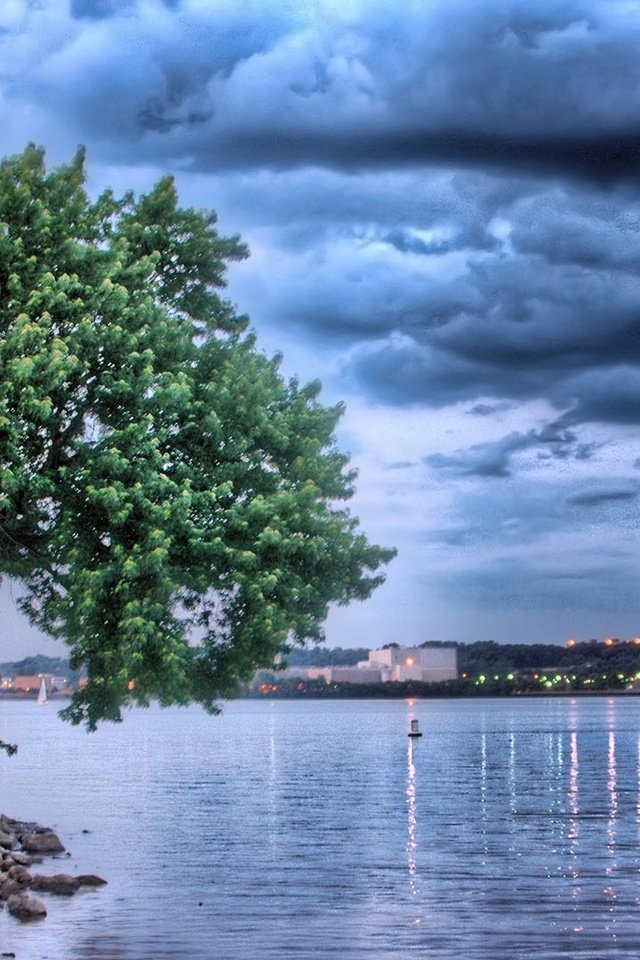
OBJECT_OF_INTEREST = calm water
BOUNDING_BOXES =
[1,696,640,959]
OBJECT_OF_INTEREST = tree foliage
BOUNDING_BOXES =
[0,146,395,729]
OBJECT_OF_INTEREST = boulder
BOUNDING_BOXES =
[0,831,15,850]
[30,873,80,895]
[2,816,40,835]
[7,853,31,867]
[20,832,65,854]
[0,815,16,834]
[0,878,21,901]
[7,865,31,885]
[7,894,47,920]
[76,874,108,887]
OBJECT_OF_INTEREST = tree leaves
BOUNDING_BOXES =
[0,145,395,729]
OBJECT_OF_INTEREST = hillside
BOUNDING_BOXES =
[0,655,73,678]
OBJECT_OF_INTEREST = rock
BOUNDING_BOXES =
[0,878,21,901]
[20,832,65,854]
[7,865,31,885]
[76,874,108,887]
[7,853,31,867]
[30,873,80,895]
[0,815,16,834]
[2,815,40,835]
[0,831,14,850]
[7,893,47,920]
[0,815,107,923]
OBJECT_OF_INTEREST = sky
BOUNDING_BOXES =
[1,0,640,659]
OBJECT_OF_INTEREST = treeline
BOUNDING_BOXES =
[0,655,78,679]
[5,640,640,690]
[244,673,630,700]
[457,640,640,676]
[284,640,640,676]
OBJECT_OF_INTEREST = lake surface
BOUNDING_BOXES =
[2,696,640,959]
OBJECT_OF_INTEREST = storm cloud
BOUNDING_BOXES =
[1,0,639,652]
[5,0,640,178]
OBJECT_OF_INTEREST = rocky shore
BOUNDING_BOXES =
[0,813,106,923]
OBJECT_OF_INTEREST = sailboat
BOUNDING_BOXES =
[37,676,48,705]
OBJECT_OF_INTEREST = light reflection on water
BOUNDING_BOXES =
[405,738,418,899]
[3,697,640,958]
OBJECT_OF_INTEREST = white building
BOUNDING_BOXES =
[364,646,458,683]
[330,666,383,684]
[256,645,458,686]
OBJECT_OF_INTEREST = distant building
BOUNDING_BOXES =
[365,646,458,683]
[252,645,459,687]
[9,675,48,693]
[1,674,70,694]
[330,666,383,684]
[306,667,332,682]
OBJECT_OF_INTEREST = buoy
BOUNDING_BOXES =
[408,719,422,738]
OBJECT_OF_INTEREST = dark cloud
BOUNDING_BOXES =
[208,165,640,432]
[427,432,531,478]
[137,70,214,134]
[71,0,181,16]
[331,172,640,426]
[142,3,640,182]
[509,191,640,271]
[383,227,461,257]
[425,423,589,478]
[199,127,640,182]
[555,367,640,426]
[468,403,511,416]
[70,0,135,19]
[567,488,638,506]
[434,259,640,368]
[2,0,638,182]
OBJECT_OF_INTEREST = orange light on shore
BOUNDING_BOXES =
[566,638,577,648]
[406,657,414,666]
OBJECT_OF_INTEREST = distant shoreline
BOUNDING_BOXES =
[241,688,638,700]
[0,691,72,701]
[2,688,637,706]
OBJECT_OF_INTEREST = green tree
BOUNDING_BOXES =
[0,146,395,729]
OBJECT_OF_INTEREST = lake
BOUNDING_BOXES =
[1,695,640,959]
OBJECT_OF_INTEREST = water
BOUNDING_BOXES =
[1,696,640,959]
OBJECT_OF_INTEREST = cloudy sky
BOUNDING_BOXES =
[2,0,640,658]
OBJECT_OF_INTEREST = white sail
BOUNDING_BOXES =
[37,676,48,705]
